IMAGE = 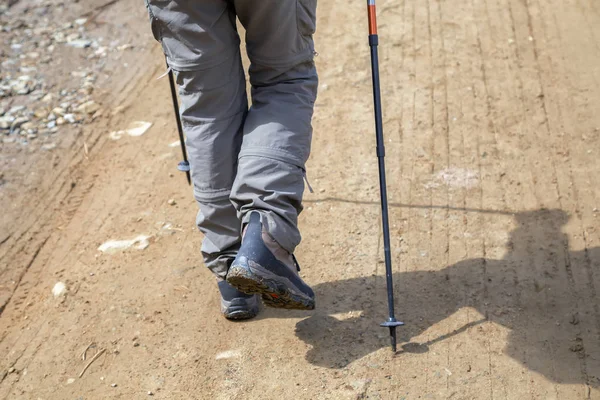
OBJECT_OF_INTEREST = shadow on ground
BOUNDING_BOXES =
[266,208,600,387]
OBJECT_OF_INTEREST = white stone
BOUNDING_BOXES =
[52,282,67,297]
[109,121,152,140]
[215,349,241,360]
[98,235,151,254]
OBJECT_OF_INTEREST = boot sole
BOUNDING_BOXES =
[227,263,315,310]
[223,308,259,321]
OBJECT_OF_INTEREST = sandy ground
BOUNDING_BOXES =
[1,0,600,398]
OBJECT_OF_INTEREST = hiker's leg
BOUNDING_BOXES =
[231,0,318,253]
[144,0,246,279]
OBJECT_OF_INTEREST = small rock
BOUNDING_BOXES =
[67,39,92,49]
[47,120,56,129]
[41,93,54,103]
[52,282,67,297]
[76,100,100,115]
[8,105,26,114]
[570,314,580,325]
[52,107,65,116]
[167,198,176,206]
[133,342,140,347]
[147,391,154,396]
[215,349,241,360]
[98,235,151,254]
[94,47,108,57]
[0,116,13,129]
[56,117,66,126]
[111,383,117,388]
[75,18,88,26]
[8,367,15,374]
[66,378,76,385]
[64,114,77,124]
[21,122,35,131]
[41,143,56,151]
[11,117,29,131]
[34,108,48,118]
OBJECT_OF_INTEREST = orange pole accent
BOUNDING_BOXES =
[368,4,377,35]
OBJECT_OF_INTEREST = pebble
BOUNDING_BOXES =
[41,93,54,103]
[56,117,65,126]
[52,107,65,116]
[64,114,77,124]
[9,105,25,114]
[98,235,151,254]
[52,281,67,297]
[67,39,92,48]
[76,100,100,115]
[0,116,13,129]
[167,198,176,206]
[41,143,57,151]
[11,117,29,131]
[21,122,35,131]
[111,383,118,388]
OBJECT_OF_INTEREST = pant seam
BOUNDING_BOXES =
[238,147,305,168]
[182,109,247,128]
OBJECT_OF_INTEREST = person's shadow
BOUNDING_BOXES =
[266,209,600,387]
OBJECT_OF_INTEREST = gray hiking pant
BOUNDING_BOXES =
[144,0,318,278]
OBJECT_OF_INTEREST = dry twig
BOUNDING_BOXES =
[80,342,96,361]
[79,348,106,378]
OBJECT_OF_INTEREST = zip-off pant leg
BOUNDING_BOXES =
[232,0,319,253]
[145,0,245,278]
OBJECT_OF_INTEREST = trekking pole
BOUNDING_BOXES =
[166,61,191,185]
[366,0,404,352]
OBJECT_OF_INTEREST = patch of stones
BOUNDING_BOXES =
[0,2,134,147]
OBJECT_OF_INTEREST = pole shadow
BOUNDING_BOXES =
[268,209,600,387]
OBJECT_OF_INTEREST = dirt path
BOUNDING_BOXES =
[1,0,600,398]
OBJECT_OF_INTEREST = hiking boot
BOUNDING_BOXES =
[218,280,260,320]
[226,212,315,310]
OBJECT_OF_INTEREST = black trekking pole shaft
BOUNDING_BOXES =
[366,0,403,352]
[166,62,191,185]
